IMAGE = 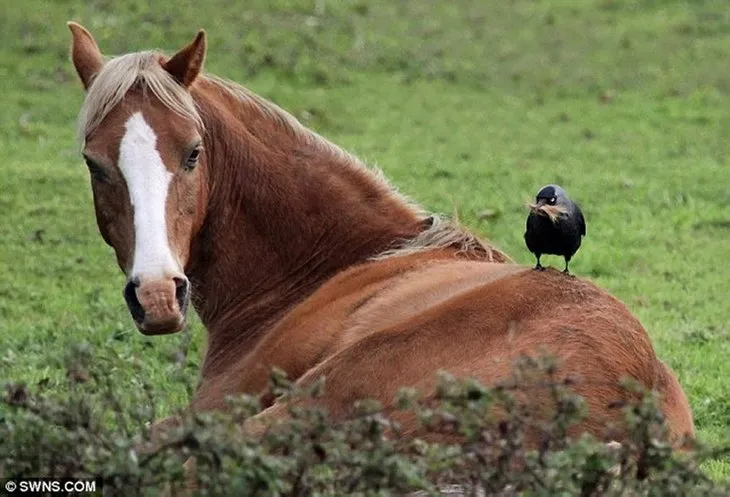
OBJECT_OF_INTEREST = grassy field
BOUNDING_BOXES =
[1,0,728,480]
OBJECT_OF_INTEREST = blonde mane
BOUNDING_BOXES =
[371,215,511,263]
[77,50,508,263]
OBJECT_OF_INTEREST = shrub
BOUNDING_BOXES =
[1,349,727,496]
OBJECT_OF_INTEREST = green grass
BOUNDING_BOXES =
[1,0,728,481]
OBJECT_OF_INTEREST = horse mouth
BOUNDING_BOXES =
[123,277,191,335]
[136,315,187,336]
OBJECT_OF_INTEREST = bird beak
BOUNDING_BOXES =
[529,199,548,213]
[528,199,567,223]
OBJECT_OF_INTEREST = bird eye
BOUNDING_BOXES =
[549,197,556,205]
[184,147,201,171]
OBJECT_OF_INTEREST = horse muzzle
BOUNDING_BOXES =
[123,276,190,335]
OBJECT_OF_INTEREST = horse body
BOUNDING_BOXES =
[67,24,694,446]
[193,251,692,443]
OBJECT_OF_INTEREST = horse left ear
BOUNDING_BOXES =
[163,30,207,87]
[68,22,104,90]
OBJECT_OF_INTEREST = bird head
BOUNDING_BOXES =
[528,184,570,223]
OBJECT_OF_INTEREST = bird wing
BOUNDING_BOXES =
[524,213,537,238]
[524,213,541,253]
[577,208,586,236]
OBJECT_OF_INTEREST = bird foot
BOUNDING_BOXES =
[534,264,546,271]
[562,268,575,277]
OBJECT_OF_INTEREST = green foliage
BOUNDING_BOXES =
[0,0,728,485]
[1,351,727,496]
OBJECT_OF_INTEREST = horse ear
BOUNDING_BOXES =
[68,22,104,90]
[163,30,206,87]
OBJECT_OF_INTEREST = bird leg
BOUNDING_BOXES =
[563,258,571,275]
[534,255,545,271]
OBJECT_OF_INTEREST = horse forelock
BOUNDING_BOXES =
[77,51,203,145]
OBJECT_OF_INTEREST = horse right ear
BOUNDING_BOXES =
[162,30,207,88]
[68,22,104,90]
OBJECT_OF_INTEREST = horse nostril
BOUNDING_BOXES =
[174,277,190,313]
[123,277,145,324]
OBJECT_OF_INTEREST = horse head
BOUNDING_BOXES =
[69,23,208,334]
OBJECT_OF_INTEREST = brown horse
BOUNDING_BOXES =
[67,23,694,446]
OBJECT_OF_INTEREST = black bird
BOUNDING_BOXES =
[524,184,586,274]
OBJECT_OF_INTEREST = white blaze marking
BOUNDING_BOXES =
[119,112,179,279]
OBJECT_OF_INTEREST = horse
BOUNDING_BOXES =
[67,23,694,448]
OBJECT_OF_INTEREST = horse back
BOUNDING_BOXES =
[197,252,693,445]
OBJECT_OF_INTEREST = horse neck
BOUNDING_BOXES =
[186,79,424,376]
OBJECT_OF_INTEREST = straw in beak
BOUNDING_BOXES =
[528,199,568,223]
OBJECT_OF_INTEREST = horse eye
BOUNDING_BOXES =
[184,147,201,171]
[84,157,108,183]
